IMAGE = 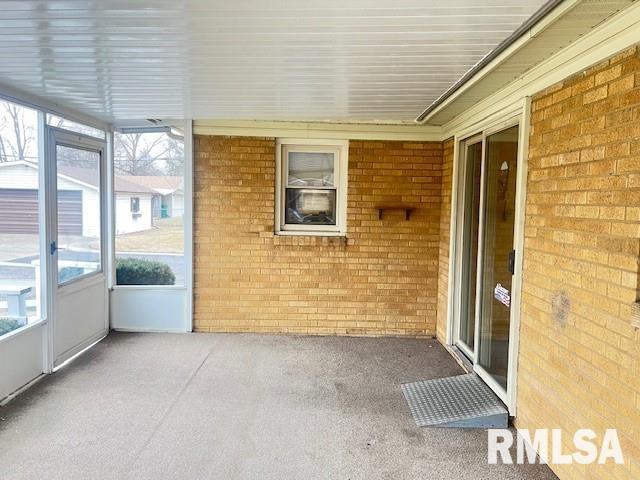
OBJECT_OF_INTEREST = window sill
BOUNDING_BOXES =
[111,285,186,291]
[275,230,346,237]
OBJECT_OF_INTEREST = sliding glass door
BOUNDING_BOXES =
[476,126,519,393]
[455,124,520,402]
[455,137,482,358]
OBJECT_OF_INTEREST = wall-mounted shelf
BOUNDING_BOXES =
[375,205,416,220]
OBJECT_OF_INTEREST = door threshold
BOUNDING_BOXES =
[442,342,474,373]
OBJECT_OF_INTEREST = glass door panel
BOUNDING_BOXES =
[476,125,519,391]
[55,145,102,284]
[457,140,482,355]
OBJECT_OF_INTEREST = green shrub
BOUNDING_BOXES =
[59,266,84,283]
[116,258,175,285]
[0,318,25,336]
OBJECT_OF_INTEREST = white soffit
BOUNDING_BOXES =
[0,0,551,124]
[422,0,635,125]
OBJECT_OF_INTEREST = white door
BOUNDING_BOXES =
[47,128,108,367]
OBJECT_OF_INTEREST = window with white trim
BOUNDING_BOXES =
[276,140,348,235]
[130,197,140,214]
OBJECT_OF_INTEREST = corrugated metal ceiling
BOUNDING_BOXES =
[0,0,552,124]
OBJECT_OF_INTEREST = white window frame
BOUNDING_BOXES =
[130,196,141,215]
[110,126,189,289]
[275,138,348,236]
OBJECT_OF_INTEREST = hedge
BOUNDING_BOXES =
[59,266,85,283]
[0,318,24,336]
[116,258,175,285]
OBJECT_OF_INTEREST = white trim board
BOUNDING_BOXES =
[183,119,194,333]
[194,120,442,142]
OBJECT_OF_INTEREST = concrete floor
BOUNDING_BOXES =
[0,332,556,480]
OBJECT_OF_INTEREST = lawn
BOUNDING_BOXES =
[115,217,184,254]
[0,218,183,263]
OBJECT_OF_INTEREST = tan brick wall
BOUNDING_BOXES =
[517,46,640,480]
[436,138,455,342]
[193,136,443,336]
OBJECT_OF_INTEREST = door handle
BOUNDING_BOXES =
[50,241,67,255]
[508,249,516,275]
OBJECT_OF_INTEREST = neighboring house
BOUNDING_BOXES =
[0,161,156,236]
[121,176,184,218]
[112,177,157,235]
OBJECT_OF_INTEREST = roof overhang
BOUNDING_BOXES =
[417,0,635,126]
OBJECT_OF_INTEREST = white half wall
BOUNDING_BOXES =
[0,324,45,402]
[110,287,188,332]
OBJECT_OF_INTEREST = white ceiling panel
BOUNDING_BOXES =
[0,0,556,123]
[422,0,635,124]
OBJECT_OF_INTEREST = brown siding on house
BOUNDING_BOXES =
[193,136,443,336]
[0,188,82,235]
[436,138,455,342]
[518,45,640,480]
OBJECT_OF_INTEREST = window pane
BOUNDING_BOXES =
[0,100,42,336]
[288,151,334,187]
[285,188,336,225]
[114,132,184,286]
[56,145,101,284]
[47,114,106,139]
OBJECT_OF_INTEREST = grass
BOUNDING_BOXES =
[0,217,183,262]
[115,217,184,254]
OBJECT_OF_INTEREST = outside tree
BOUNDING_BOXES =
[113,132,184,176]
[0,102,37,162]
[0,101,184,176]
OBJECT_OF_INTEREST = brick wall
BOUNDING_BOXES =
[193,136,443,336]
[436,138,454,342]
[517,46,640,480]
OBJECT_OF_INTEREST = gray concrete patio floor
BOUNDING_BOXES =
[0,332,556,480]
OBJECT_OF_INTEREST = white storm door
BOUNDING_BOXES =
[47,128,108,367]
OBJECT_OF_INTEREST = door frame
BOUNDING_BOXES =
[452,133,482,360]
[45,127,109,368]
[447,99,531,415]
[108,121,193,333]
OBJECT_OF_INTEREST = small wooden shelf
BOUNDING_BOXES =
[375,205,416,220]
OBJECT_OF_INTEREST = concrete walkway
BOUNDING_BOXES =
[0,332,556,480]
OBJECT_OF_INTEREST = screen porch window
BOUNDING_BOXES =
[277,141,348,235]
